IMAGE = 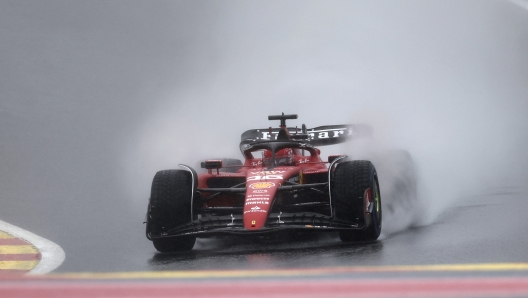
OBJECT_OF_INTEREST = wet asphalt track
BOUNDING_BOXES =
[146,197,526,273]
[146,187,528,275]
[2,181,528,278]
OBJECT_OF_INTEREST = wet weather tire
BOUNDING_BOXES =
[332,160,382,242]
[147,169,196,252]
[153,236,196,253]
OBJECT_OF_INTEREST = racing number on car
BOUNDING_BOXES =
[247,175,283,181]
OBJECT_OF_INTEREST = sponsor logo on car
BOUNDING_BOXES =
[246,197,270,201]
[245,210,267,214]
[259,128,352,140]
[247,174,283,181]
[253,189,268,193]
[249,171,286,175]
[298,158,310,164]
[249,182,275,189]
[244,210,267,214]
[246,201,269,205]
[247,194,270,198]
[244,205,268,214]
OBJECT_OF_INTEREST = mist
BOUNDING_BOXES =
[0,1,527,269]
[124,1,528,233]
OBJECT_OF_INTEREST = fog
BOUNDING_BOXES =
[125,1,528,230]
[0,1,527,270]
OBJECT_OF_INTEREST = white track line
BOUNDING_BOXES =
[0,219,65,274]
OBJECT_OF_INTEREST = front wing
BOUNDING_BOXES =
[147,212,365,239]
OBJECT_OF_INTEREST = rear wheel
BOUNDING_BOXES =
[332,160,382,242]
[147,169,196,252]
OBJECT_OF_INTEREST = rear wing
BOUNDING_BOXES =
[240,124,372,147]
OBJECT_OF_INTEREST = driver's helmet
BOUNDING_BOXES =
[263,148,294,167]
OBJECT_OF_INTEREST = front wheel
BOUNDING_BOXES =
[146,169,196,252]
[332,160,382,242]
[153,237,196,253]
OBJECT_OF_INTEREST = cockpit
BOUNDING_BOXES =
[242,141,319,168]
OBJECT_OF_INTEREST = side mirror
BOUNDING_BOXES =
[201,160,223,169]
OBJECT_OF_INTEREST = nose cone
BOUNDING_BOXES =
[243,168,298,230]
[243,181,277,230]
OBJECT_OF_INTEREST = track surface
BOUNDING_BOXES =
[3,184,528,277]
[2,176,528,298]
[144,192,527,273]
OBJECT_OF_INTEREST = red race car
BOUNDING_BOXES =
[145,113,381,252]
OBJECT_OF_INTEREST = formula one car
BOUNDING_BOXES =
[145,113,382,252]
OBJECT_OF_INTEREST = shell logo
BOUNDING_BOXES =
[249,182,275,189]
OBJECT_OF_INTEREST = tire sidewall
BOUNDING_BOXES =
[333,160,382,241]
[147,169,195,236]
[369,173,382,237]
